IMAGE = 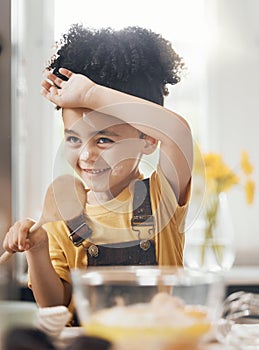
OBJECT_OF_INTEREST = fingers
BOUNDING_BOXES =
[41,79,52,91]
[3,219,35,253]
[59,67,73,79]
[42,68,72,87]
[41,68,72,101]
[41,73,56,99]
[41,80,59,101]
[42,71,63,89]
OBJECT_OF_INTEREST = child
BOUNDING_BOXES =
[3,25,193,313]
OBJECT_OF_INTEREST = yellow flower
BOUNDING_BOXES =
[193,145,256,268]
[203,153,239,194]
[245,179,255,205]
[241,150,253,175]
[193,147,256,205]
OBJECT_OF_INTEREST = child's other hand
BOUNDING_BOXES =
[3,219,48,254]
[41,68,95,108]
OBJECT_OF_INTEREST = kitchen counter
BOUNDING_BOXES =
[57,327,234,350]
[223,266,259,285]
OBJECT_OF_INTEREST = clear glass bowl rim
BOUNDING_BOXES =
[71,266,223,286]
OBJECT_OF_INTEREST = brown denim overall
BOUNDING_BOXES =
[66,179,157,266]
[66,179,158,325]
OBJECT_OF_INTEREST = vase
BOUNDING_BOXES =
[184,192,236,272]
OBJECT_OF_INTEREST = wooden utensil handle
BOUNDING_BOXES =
[0,251,13,265]
[0,221,42,265]
[29,220,42,232]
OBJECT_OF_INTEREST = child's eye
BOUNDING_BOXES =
[97,137,114,145]
[66,136,82,145]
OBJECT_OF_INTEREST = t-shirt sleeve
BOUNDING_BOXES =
[151,166,192,266]
[45,222,72,284]
[151,165,192,232]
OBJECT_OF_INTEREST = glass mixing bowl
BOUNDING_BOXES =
[71,266,224,349]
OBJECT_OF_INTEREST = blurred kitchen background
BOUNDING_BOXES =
[0,0,258,299]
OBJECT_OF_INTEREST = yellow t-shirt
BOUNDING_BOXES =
[39,166,190,287]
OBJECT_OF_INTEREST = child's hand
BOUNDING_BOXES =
[41,68,95,109]
[3,219,48,254]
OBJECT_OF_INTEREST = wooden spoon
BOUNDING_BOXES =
[0,174,87,265]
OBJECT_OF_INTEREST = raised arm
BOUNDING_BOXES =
[42,68,193,204]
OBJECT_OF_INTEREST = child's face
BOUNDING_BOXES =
[62,108,146,198]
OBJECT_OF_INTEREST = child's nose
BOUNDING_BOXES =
[79,146,99,162]
[79,150,90,161]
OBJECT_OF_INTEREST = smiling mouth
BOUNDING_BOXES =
[82,168,110,175]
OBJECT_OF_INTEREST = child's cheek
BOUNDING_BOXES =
[102,139,143,168]
[65,147,80,169]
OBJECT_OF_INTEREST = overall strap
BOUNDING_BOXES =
[66,213,92,247]
[66,178,155,247]
[131,178,155,238]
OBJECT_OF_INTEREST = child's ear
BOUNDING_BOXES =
[142,135,158,155]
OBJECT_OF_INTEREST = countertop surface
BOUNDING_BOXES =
[57,327,234,349]
[17,265,259,287]
[223,265,259,285]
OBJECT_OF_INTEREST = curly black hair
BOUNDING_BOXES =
[48,24,185,106]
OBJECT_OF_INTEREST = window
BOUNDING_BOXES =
[12,0,213,281]
[11,1,258,283]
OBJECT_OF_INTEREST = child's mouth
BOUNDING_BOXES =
[82,168,110,175]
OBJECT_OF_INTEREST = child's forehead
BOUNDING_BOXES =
[62,108,139,137]
[63,108,124,126]
[83,109,128,129]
